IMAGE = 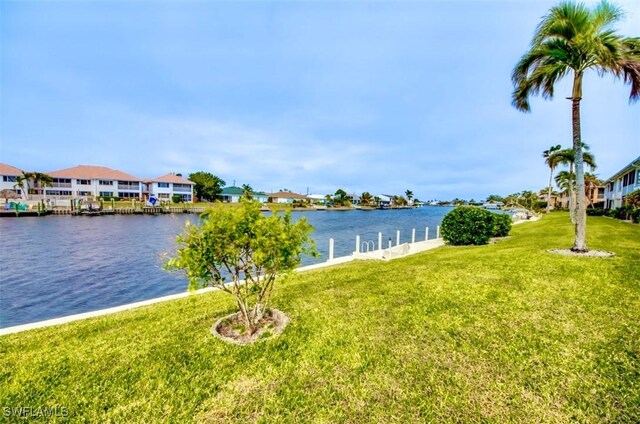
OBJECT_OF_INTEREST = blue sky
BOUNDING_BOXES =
[1,0,638,201]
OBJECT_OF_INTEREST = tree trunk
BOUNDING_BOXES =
[567,165,574,223]
[547,170,553,213]
[571,72,588,252]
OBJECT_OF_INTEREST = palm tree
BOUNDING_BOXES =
[241,184,253,200]
[361,192,373,206]
[512,1,640,252]
[583,172,603,207]
[555,170,573,208]
[405,190,414,204]
[32,172,53,199]
[14,171,35,201]
[550,147,596,222]
[543,144,562,212]
[14,171,53,201]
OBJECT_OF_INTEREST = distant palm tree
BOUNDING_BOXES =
[14,171,53,201]
[361,192,373,206]
[405,190,414,204]
[583,172,603,208]
[512,0,640,252]
[32,172,53,199]
[241,184,253,200]
[543,144,562,212]
[551,147,596,222]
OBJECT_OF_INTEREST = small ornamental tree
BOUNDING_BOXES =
[165,200,316,336]
[441,206,496,246]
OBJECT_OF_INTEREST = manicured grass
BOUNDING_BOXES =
[1,214,639,422]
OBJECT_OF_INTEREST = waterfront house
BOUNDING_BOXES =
[148,173,194,203]
[307,194,327,205]
[604,156,640,209]
[0,163,23,198]
[377,195,392,208]
[47,165,144,200]
[268,191,308,204]
[221,186,268,203]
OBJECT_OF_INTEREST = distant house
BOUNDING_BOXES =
[268,191,308,204]
[221,186,244,203]
[45,165,144,200]
[307,194,327,205]
[604,156,640,209]
[149,173,194,203]
[221,186,268,203]
[0,163,23,196]
[482,201,504,210]
[377,195,392,208]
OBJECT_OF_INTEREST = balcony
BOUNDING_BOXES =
[173,187,191,193]
[117,185,139,191]
[52,183,72,188]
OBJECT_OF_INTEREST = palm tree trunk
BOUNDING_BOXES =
[567,164,574,223]
[571,72,588,252]
[547,169,553,213]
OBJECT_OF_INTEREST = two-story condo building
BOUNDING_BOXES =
[0,163,23,197]
[148,173,194,203]
[604,156,640,209]
[47,165,144,200]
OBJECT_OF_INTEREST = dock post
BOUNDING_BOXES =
[437,225,441,239]
[425,227,429,241]
[355,235,360,253]
[396,230,400,246]
[329,238,334,261]
[378,232,382,250]
[411,228,416,243]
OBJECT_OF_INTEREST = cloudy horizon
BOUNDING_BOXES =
[1,0,638,201]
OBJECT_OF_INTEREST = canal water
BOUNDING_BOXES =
[0,206,452,328]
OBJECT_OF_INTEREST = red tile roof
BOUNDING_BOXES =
[0,163,23,176]
[48,165,142,181]
[153,173,194,184]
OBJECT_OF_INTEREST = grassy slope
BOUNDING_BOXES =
[1,214,639,423]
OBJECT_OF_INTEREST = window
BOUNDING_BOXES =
[3,176,17,182]
[118,181,140,190]
[99,191,113,197]
[46,190,72,196]
[79,191,93,196]
[118,192,138,198]
[157,182,170,188]
[99,180,113,186]
[158,193,170,199]
[76,179,91,185]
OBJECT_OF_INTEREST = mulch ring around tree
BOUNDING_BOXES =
[211,309,289,345]
[547,249,615,258]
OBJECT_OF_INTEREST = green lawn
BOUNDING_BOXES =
[1,214,639,423]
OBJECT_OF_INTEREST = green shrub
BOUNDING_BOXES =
[171,194,182,204]
[586,208,606,216]
[441,206,495,245]
[492,213,512,237]
[631,208,640,224]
